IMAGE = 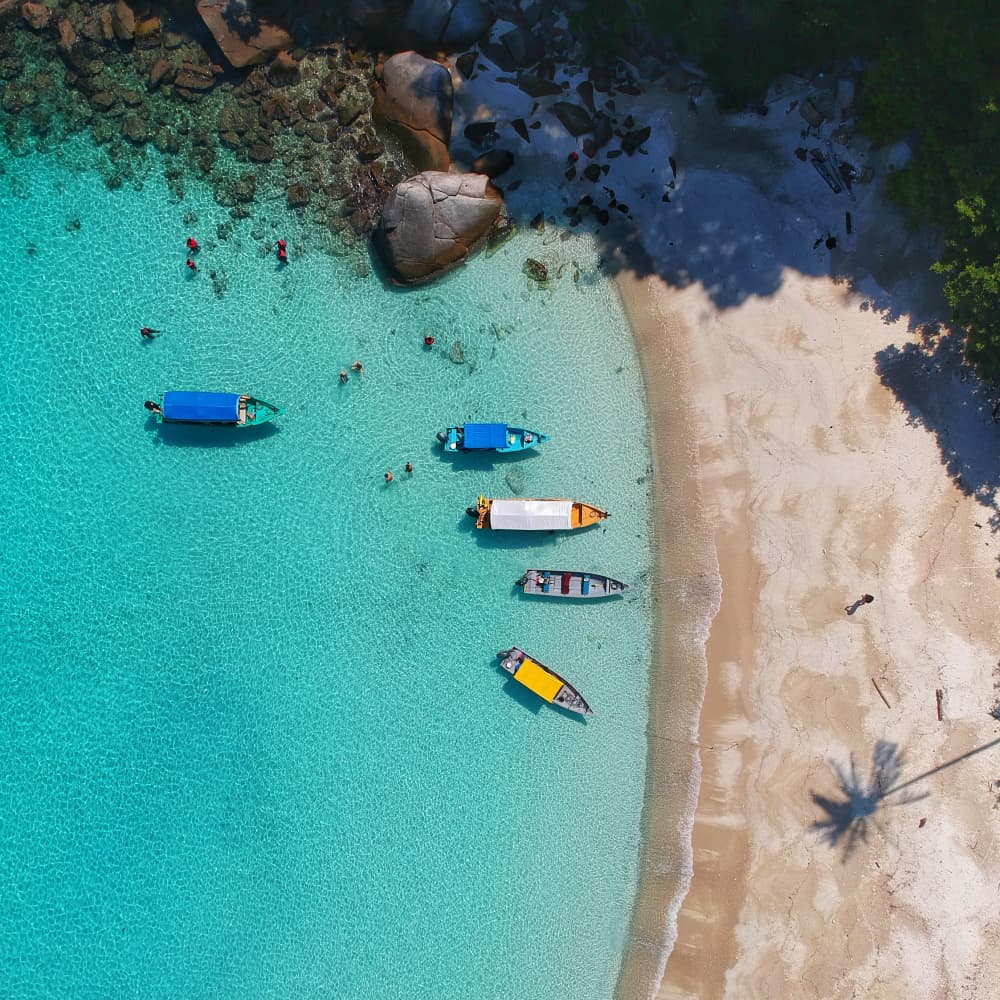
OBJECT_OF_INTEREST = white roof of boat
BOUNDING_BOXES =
[490,499,573,530]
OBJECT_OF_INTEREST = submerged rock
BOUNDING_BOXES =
[523,258,547,283]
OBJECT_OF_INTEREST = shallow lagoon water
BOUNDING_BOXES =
[0,139,654,999]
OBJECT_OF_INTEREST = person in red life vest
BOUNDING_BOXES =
[423,335,435,347]
[186,258,197,271]
[568,150,579,162]
[277,239,288,263]
[186,237,199,252]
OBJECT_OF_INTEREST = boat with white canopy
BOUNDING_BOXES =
[467,496,609,531]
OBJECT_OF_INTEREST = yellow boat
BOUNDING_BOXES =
[467,496,609,530]
[497,647,594,716]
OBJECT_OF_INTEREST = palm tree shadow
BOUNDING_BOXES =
[811,740,929,860]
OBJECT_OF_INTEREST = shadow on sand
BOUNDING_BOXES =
[812,735,1000,861]
[874,326,1000,566]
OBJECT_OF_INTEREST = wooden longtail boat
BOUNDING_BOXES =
[517,569,629,599]
[467,496,609,530]
[497,647,593,716]
[148,392,283,427]
[437,423,549,453]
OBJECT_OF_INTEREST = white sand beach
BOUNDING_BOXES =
[449,30,1000,999]
[614,91,1000,999]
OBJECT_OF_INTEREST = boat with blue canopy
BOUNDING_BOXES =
[437,423,549,453]
[145,392,283,427]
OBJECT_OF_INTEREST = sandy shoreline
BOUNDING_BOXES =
[610,89,1000,1000]
[448,35,1000,998]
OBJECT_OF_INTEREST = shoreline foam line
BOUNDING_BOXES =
[612,271,722,1000]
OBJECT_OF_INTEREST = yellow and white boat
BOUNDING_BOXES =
[468,496,609,530]
[497,647,594,716]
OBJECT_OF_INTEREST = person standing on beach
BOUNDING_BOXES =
[845,593,875,614]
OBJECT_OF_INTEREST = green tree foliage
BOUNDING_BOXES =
[570,0,1000,377]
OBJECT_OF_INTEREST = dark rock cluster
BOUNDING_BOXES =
[0,0,411,243]
[0,0,685,283]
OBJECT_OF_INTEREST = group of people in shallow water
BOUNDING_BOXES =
[339,360,364,383]
[142,235,294,337]
[182,234,288,274]
[384,463,414,484]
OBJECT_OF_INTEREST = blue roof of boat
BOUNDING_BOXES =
[162,391,240,422]
[464,423,507,449]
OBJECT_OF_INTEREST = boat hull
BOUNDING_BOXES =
[471,496,609,530]
[497,647,593,716]
[157,393,283,427]
[517,569,629,599]
[439,424,549,453]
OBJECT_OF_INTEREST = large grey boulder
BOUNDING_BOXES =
[374,51,453,172]
[405,0,493,49]
[375,171,503,284]
[350,0,493,50]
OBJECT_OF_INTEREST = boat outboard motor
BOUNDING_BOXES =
[436,431,448,443]
[466,507,479,519]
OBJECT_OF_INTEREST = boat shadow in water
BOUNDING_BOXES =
[514,585,627,604]
[145,416,281,448]
[457,513,571,549]
[438,448,544,472]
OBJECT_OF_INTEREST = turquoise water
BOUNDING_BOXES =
[0,139,654,999]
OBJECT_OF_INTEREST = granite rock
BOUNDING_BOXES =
[374,51,452,172]
[196,0,293,69]
[376,171,502,284]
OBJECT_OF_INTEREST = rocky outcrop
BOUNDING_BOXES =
[21,2,50,30]
[404,0,493,49]
[196,0,293,69]
[350,0,493,51]
[552,101,594,137]
[373,51,452,172]
[111,0,135,41]
[375,171,502,284]
[471,148,513,178]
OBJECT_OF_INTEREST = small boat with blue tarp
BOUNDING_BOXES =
[497,647,594,716]
[437,423,549,453]
[517,569,629,599]
[146,392,283,427]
